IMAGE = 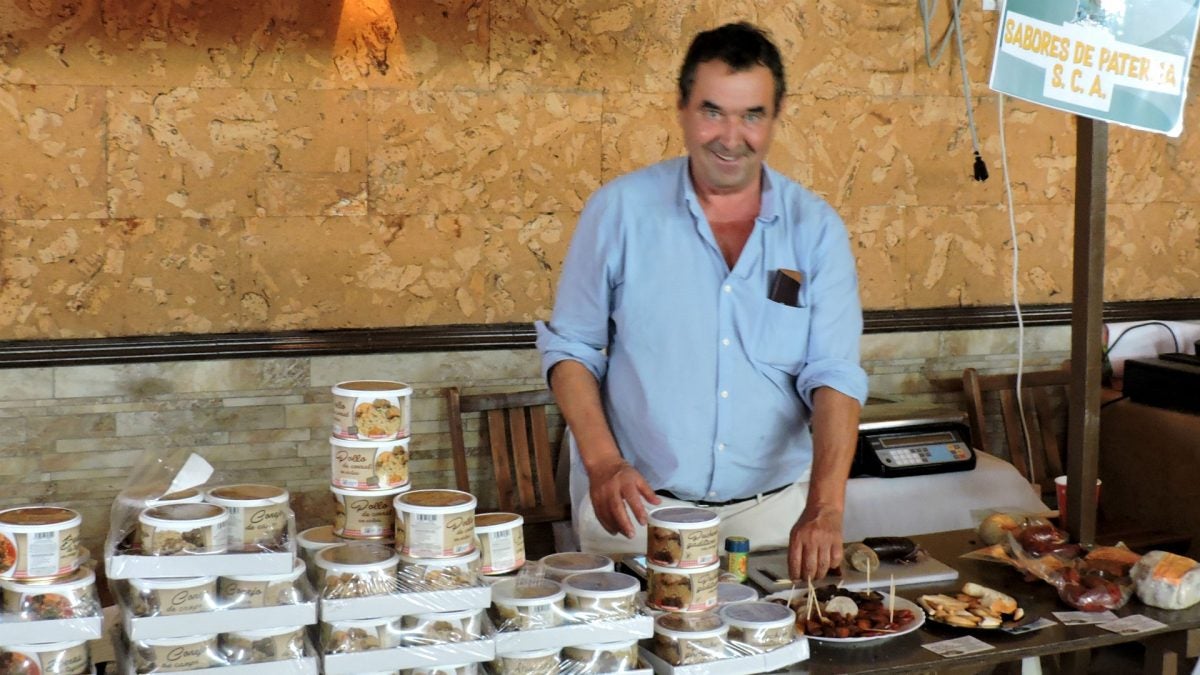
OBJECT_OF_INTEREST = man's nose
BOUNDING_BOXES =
[718,116,741,147]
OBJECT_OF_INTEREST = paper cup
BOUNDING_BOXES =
[1054,475,1102,523]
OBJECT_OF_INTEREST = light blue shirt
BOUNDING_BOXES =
[536,157,869,502]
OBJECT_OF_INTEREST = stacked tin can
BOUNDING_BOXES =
[327,380,414,544]
[0,505,99,675]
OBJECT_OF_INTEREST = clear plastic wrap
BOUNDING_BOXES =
[638,608,811,675]
[0,562,104,644]
[106,452,297,580]
[0,639,92,674]
[118,630,321,674]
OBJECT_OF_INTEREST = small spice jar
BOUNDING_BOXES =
[138,503,229,556]
[652,612,728,666]
[489,578,566,630]
[128,576,218,617]
[719,600,796,651]
[1,567,101,620]
[204,484,291,550]
[218,558,306,608]
[724,535,750,582]
[220,625,306,664]
[313,543,399,599]
[0,506,83,580]
[473,512,525,575]
[562,571,640,620]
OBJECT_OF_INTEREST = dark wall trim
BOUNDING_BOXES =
[1,299,1196,368]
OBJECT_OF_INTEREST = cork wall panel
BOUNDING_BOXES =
[0,0,1198,340]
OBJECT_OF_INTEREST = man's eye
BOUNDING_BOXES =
[703,109,722,120]
[745,112,763,123]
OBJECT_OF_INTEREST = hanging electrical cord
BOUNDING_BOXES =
[918,0,989,181]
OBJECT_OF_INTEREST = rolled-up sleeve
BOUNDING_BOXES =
[796,204,869,408]
[536,188,622,385]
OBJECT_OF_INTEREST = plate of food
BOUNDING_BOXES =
[918,582,1026,630]
[765,586,924,644]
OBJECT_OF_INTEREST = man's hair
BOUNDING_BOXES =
[678,22,786,113]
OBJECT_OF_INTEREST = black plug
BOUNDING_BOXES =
[973,151,989,182]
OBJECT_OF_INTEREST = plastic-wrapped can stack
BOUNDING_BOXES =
[0,505,100,674]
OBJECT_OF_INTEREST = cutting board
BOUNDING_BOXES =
[748,549,959,593]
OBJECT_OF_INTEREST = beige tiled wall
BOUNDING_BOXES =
[1,325,1072,555]
[2,2,1198,340]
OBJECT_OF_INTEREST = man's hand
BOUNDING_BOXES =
[588,457,661,539]
[788,504,844,582]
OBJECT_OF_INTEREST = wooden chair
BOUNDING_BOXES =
[445,387,569,525]
[962,366,1191,553]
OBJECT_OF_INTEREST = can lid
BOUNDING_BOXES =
[725,536,750,553]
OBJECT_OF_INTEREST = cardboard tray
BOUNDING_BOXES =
[320,636,494,674]
[319,584,491,622]
[0,614,103,644]
[638,637,809,675]
[491,615,654,654]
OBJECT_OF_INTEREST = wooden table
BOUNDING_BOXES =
[749,529,1200,674]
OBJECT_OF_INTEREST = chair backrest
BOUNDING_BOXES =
[445,387,568,523]
[962,366,1071,497]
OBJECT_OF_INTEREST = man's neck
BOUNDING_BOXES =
[692,173,762,222]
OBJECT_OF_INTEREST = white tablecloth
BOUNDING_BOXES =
[842,451,1049,541]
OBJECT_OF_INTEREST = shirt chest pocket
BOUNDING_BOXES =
[752,300,811,373]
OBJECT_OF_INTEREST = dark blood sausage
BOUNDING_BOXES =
[862,537,919,563]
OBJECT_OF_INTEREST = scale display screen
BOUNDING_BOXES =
[855,423,975,478]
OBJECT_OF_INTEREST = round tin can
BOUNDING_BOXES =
[489,578,565,630]
[0,640,90,675]
[539,552,614,583]
[400,607,483,646]
[0,567,100,620]
[330,436,411,490]
[321,617,403,653]
[332,484,408,539]
[718,600,796,650]
[652,612,728,665]
[647,506,720,568]
[646,560,720,612]
[133,634,219,672]
[331,380,413,441]
[474,512,525,575]
[393,489,476,559]
[0,506,82,581]
[138,503,228,556]
[397,549,480,590]
[128,576,217,617]
[204,484,290,550]
[218,559,306,608]
[297,525,346,587]
[220,625,306,664]
[562,571,641,619]
[313,543,399,599]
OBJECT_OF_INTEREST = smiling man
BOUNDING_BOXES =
[536,23,867,582]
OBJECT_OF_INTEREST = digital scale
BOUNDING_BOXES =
[852,402,976,478]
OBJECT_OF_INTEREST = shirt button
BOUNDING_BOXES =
[720,390,729,399]
[709,491,717,497]
[723,284,732,293]
[721,338,730,347]
[718,443,726,451]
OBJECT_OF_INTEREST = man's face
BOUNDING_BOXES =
[678,60,778,195]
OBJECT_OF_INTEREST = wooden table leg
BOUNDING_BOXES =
[1143,629,1200,675]
[1060,648,1091,675]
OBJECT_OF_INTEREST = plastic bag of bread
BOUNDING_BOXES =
[1131,551,1200,610]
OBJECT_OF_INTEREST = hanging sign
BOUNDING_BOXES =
[989,0,1200,136]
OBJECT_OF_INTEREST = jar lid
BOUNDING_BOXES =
[0,506,81,530]
[647,560,719,576]
[0,567,95,593]
[330,483,410,498]
[474,512,523,531]
[719,601,795,629]
[654,611,728,639]
[540,552,614,574]
[396,489,476,511]
[298,525,344,549]
[129,576,216,591]
[333,380,413,395]
[566,638,638,651]
[206,484,289,506]
[398,548,480,567]
[315,543,399,571]
[226,625,304,639]
[329,436,411,449]
[717,582,758,605]
[562,572,640,598]
[648,506,720,528]
[406,606,481,622]
[725,536,750,553]
[491,578,564,606]
[139,503,227,526]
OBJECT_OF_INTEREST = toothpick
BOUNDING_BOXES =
[805,585,813,622]
[865,559,871,593]
[888,574,896,624]
[808,578,824,620]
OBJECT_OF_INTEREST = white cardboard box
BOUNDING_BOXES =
[0,614,103,643]
[319,585,491,622]
[491,615,654,654]
[106,548,296,580]
[122,599,318,640]
[638,637,809,675]
[115,635,320,674]
[320,637,494,674]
